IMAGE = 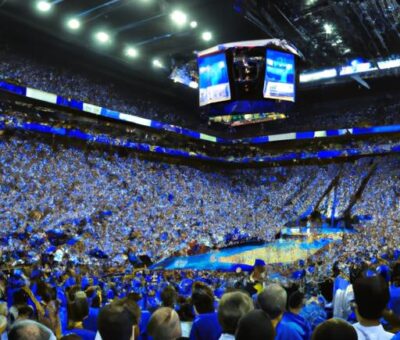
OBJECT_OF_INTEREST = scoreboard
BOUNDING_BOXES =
[197,39,300,118]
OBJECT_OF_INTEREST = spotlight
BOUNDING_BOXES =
[95,31,111,44]
[170,10,187,26]
[125,47,139,58]
[189,81,198,89]
[152,59,163,68]
[323,23,334,34]
[351,59,362,67]
[67,18,81,30]
[202,31,212,41]
[190,21,198,29]
[36,1,51,12]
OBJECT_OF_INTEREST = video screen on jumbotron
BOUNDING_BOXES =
[263,49,295,102]
[199,52,231,107]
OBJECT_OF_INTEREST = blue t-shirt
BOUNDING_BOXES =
[83,308,100,332]
[281,312,312,340]
[392,332,400,340]
[389,285,400,316]
[300,302,327,330]
[275,318,303,340]
[189,312,222,340]
[333,276,349,297]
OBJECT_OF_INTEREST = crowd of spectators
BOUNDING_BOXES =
[1,131,399,263]
[1,34,400,340]
[1,106,400,165]
[0,244,399,339]
[1,40,400,136]
[0,125,400,340]
[0,42,189,127]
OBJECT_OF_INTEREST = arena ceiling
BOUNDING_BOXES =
[0,0,264,76]
[1,0,399,84]
[236,0,400,69]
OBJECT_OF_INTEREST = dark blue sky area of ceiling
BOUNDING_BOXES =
[1,0,267,69]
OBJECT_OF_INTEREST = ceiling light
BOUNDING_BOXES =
[67,18,81,30]
[189,81,199,89]
[170,10,187,26]
[95,31,111,44]
[299,69,337,83]
[202,31,212,41]
[125,47,139,58]
[377,58,400,70]
[323,23,334,35]
[190,21,198,29]
[153,59,163,68]
[351,58,362,66]
[36,1,51,12]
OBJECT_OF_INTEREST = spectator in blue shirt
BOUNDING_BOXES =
[158,285,177,311]
[189,282,222,340]
[83,288,101,333]
[393,332,400,340]
[67,292,95,340]
[282,291,312,340]
[257,284,302,340]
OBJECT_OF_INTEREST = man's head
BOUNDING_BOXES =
[86,287,102,308]
[16,305,34,321]
[8,320,56,340]
[235,310,275,340]
[257,284,287,323]
[147,307,181,340]
[98,298,141,340]
[218,291,254,335]
[69,291,89,322]
[253,259,266,276]
[288,291,305,314]
[312,318,357,340]
[353,276,390,321]
[191,283,215,314]
[161,286,177,308]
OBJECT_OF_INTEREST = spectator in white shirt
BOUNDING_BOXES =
[312,318,357,340]
[352,276,394,340]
